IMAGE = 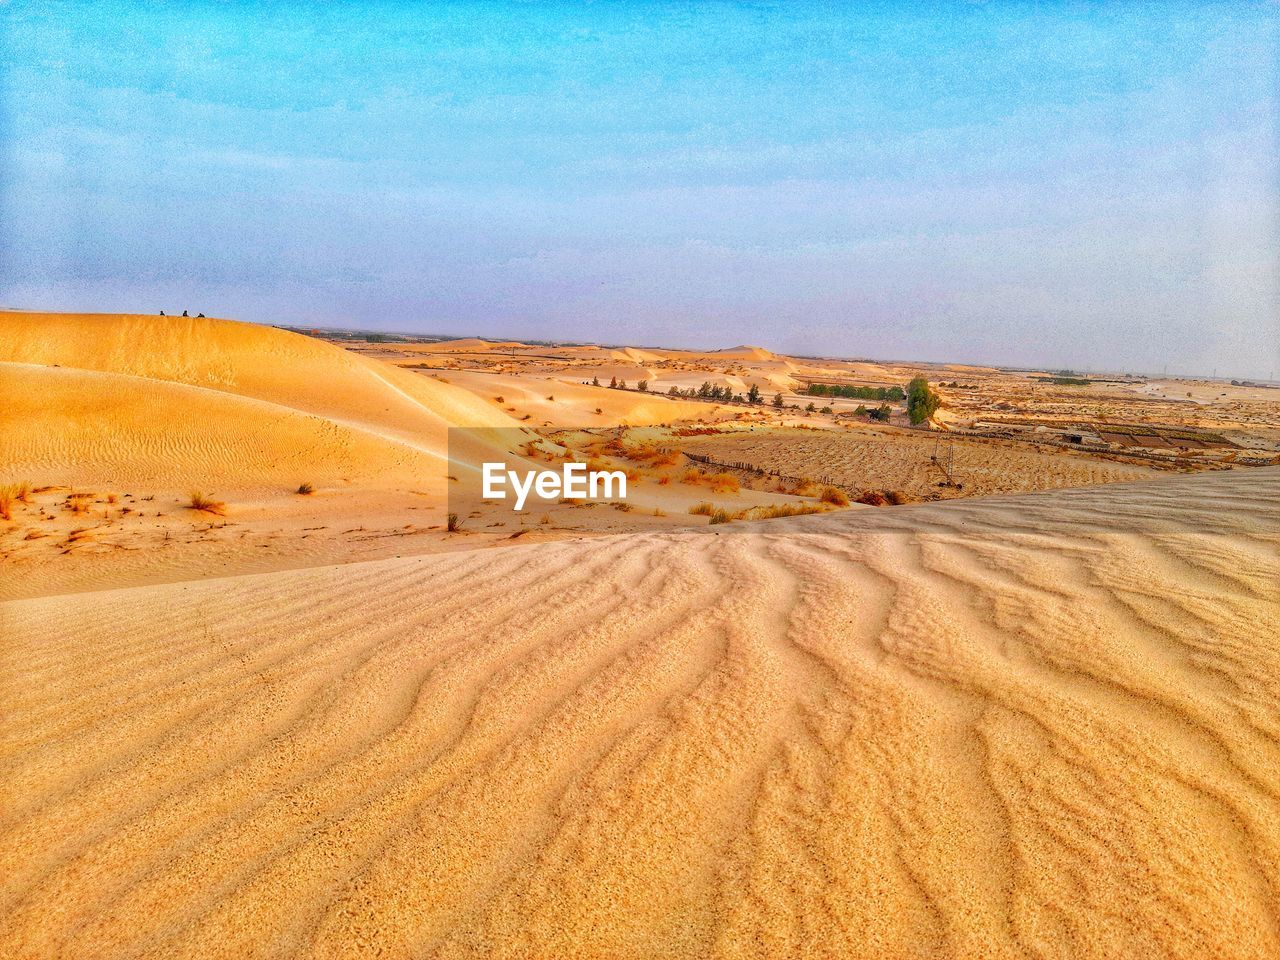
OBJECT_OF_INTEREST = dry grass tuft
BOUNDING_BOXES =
[820,486,850,506]
[447,512,463,532]
[297,482,315,495]
[188,490,226,516]
[741,502,827,521]
[708,472,740,493]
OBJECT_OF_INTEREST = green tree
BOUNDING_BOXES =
[772,392,784,407]
[907,377,940,425]
[747,383,761,404]
[638,379,648,392]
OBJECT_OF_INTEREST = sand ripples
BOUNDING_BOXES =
[2,468,1278,958]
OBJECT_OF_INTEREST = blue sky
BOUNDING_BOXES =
[2,1,1277,375]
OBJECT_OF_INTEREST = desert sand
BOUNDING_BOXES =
[2,468,1278,958]
[3,312,1280,958]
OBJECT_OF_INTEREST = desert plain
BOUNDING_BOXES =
[2,310,1279,958]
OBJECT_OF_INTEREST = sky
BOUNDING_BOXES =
[1,1,1277,377]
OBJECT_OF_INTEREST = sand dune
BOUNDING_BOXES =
[0,363,439,489]
[2,467,1277,959]
[0,312,515,461]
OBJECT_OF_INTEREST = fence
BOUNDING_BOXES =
[682,451,840,487]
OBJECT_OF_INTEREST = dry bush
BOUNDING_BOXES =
[820,486,850,506]
[657,475,671,485]
[688,501,716,516]
[11,481,32,504]
[680,468,706,485]
[447,512,463,532]
[653,507,666,517]
[856,491,890,506]
[188,490,226,515]
[297,482,315,495]
[742,502,826,521]
[708,508,732,524]
[708,472,740,493]
[65,493,93,515]
[0,487,14,521]
[885,490,913,505]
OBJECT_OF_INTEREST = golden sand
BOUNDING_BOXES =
[2,468,1277,959]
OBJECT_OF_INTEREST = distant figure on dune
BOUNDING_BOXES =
[197,313,205,317]
[159,310,165,316]
[182,310,189,317]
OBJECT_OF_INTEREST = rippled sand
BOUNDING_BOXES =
[3,467,1277,959]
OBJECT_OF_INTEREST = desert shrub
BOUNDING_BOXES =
[885,490,913,505]
[447,512,462,532]
[708,472,740,493]
[680,468,706,485]
[708,509,732,524]
[743,502,826,521]
[297,482,315,495]
[689,501,715,516]
[820,486,850,506]
[856,491,889,506]
[188,490,226,515]
[0,488,13,521]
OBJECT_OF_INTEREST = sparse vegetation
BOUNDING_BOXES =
[296,482,315,495]
[447,512,462,532]
[188,490,226,515]
[740,502,826,521]
[820,486,849,506]
[806,382,905,401]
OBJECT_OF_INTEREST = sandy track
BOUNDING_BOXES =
[2,467,1277,959]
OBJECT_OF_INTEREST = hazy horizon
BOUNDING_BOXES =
[3,1,1278,378]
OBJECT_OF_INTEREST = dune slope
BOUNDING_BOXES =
[0,311,515,464]
[1,467,1277,959]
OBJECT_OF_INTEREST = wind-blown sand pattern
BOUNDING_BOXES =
[3,467,1278,959]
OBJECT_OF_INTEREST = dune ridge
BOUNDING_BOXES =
[2,466,1277,959]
